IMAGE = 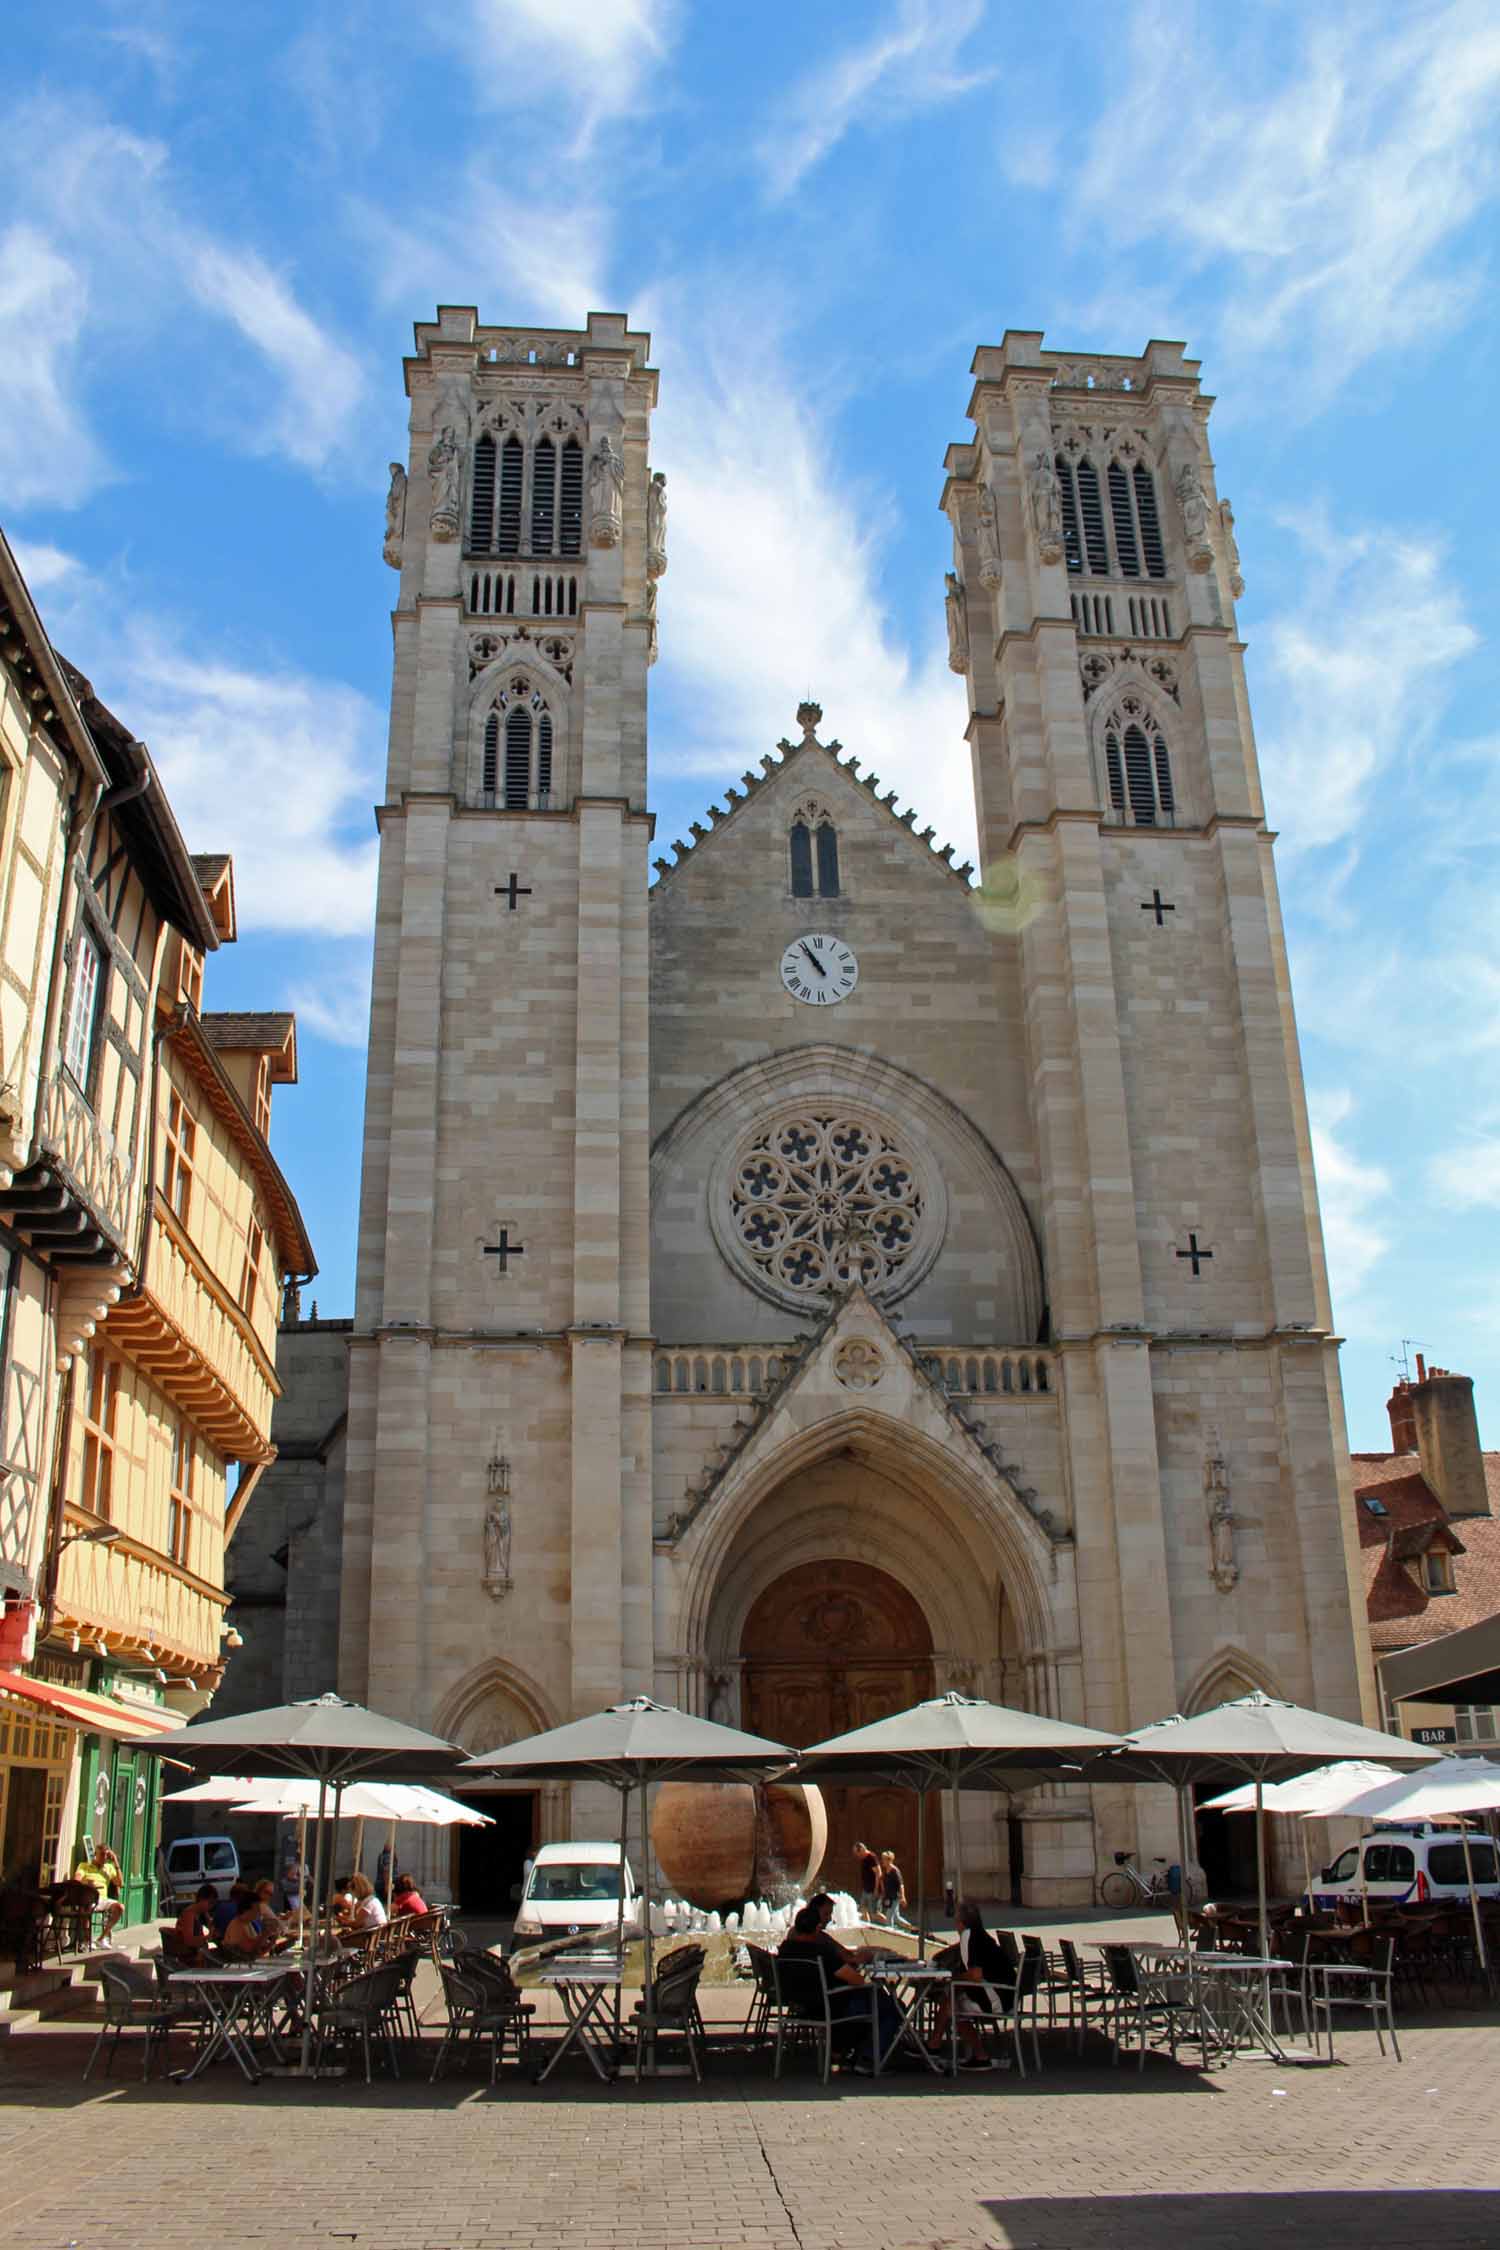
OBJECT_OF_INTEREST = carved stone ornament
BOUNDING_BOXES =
[1205,1448,1238,1592]
[1219,499,1245,599]
[427,425,463,542]
[944,570,969,674]
[1026,450,1065,565]
[832,1338,884,1391]
[975,483,1002,590]
[1174,461,1214,572]
[382,462,407,569]
[1080,649,1179,704]
[645,579,659,667]
[589,436,625,548]
[647,469,668,580]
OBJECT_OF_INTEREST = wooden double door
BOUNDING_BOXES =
[740,1560,941,1900]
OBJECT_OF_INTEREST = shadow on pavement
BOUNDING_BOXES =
[979,2191,1500,2248]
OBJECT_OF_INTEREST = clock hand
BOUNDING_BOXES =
[799,942,827,979]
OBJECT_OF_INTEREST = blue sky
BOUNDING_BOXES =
[5,0,1500,1449]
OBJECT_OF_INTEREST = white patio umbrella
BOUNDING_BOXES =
[795,1693,1127,1953]
[1334,1756,1500,1978]
[140,1694,464,2073]
[461,1698,796,2019]
[230,1779,493,1905]
[1199,1761,1405,1908]
[1106,1696,1438,1960]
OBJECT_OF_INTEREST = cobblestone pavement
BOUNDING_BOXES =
[1,1998,1498,2250]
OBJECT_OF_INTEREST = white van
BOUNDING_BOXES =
[158,1834,240,1906]
[1307,1823,1500,1912]
[511,1843,639,1942]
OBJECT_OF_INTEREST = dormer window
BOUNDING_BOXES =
[789,810,839,898]
[1424,1550,1455,1595]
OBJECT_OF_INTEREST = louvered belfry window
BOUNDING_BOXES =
[482,712,499,798]
[485,684,555,809]
[1057,453,1167,581]
[504,708,532,808]
[470,430,583,560]
[1103,715,1174,825]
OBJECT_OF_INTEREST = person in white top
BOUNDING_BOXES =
[348,1872,388,1929]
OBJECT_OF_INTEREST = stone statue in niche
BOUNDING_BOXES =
[382,462,406,569]
[1174,461,1214,570]
[944,570,969,674]
[1026,449,1065,564]
[589,436,625,548]
[1205,1449,1238,1592]
[1219,499,1244,599]
[427,426,462,541]
[484,1495,512,1592]
[647,470,668,579]
[975,484,1003,589]
[706,1671,731,1725]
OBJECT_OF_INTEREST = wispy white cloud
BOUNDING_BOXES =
[0,226,111,510]
[1429,1132,1500,1212]
[757,0,992,201]
[1067,0,1500,398]
[354,175,610,330]
[0,99,365,506]
[646,287,973,857]
[1310,1088,1392,1302]
[1256,511,1476,854]
[285,948,373,1050]
[459,0,676,147]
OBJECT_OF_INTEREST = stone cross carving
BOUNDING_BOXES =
[589,437,624,548]
[427,427,462,542]
[1175,462,1214,571]
[1026,449,1065,565]
[647,470,668,579]
[944,571,969,674]
[1205,1449,1238,1592]
[975,484,1003,590]
[383,462,407,569]
[1219,499,1244,599]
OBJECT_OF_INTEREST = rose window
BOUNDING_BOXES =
[728,1112,925,1301]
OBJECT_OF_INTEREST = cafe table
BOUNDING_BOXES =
[167,1961,300,2084]
[863,1957,958,2076]
[532,1957,622,2084]
[1152,1948,1300,2063]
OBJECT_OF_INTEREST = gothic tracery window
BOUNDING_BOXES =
[728,1112,924,1302]
[789,809,840,898]
[1100,698,1175,826]
[469,423,583,560]
[481,677,554,808]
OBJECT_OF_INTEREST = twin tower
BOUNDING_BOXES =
[311,308,1370,1900]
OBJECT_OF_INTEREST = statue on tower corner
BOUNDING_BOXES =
[1219,499,1244,599]
[589,436,625,548]
[975,483,1003,590]
[1026,449,1065,565]
[427,426,463,542]
[382,462,407,569]
[1174,461,1214,571]
[944,571,969,674]
[647,469,668,579]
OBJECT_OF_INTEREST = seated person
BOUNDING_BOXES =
[172,1884,219,1965]
[72,1844,125,1946]
[776,1894,903,2070]
[328,1874,355,1926]
[390,1872,428,1918]
[347,1872,387,1932]
[221,1894,274,1959]
[213,1883,251,1940]
[929,1902,1015,2072]
[249,1879,292,1948]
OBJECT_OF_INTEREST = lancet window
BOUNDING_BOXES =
[1100,698,1175,827]
[789,809,840,898]
[1057,451,1166,581]
[470,428,584,560]
[480,677,555,809]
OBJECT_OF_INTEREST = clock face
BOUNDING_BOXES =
[780,933,859,1006]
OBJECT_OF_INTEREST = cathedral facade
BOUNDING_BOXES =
[233,308,1373,1903]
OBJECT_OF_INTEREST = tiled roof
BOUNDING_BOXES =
[192,852,231,886]
[201,1012,293,1052]
[1354,1448,1500,1654]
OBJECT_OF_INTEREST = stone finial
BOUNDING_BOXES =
[653,857,671,876]
[741,771,759,791]
[761,753,778,775]
[689,820,708,841]
[955,861,974,881]
[796,700,823,741]
[939,843,955,863]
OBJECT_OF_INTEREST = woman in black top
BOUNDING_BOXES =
[931,1902,1015,2071]
[776,1895,904,2068]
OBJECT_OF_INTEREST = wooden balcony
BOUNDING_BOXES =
[107,1218,276,1462]
[0,1067,136,1263]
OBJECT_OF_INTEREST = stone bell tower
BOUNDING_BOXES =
[339,309,660,1746]
[941,334,1373,1732]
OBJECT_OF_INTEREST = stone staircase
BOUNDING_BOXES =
[0,1947,125,2039]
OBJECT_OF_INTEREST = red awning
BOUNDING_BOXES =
[0,1669,181,1741]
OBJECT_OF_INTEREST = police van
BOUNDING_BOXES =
[1307,1823,1500,1911]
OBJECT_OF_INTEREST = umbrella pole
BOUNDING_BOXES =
[295,1807,307,1916]
[916,1780,928,1961]
[1254,1778,1270,1963]
[1299,1819,1313,1908]
[614,1784,629,2045]
[950,1760,963,1925]
[385,1819,396,1908]
[1174,1785,1193,1942]
[1460,1823,1490,1988]
[353,1814,365,1882]
[297,1773,329,2076]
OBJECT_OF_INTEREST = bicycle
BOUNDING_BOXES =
[1097,1853,1192,1909]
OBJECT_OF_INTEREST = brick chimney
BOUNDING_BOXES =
[1406,1356,1490,1519]
[1387,1379,1417,1454]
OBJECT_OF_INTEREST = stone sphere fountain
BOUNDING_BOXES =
[651,1781,828,1910]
